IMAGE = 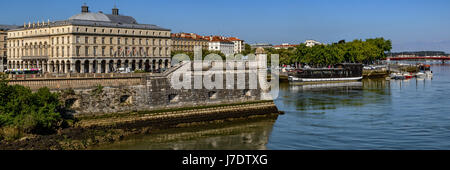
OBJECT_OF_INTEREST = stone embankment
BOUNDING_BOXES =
[0,101,281,150]
[78,101,279,129]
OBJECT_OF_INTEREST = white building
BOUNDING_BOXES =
[305,40,322,47]
[228,37,244,54]
[208,40,235,56]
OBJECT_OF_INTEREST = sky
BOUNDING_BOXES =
[1,0,449,53]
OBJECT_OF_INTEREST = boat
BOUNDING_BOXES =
[415,72,426,78]
[403,73,413,79]
[390,73,405,80]
[288,63,363,84]
[418,64,433,77]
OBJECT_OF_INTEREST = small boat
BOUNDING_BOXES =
[390,73,405,80]
[403,73,413,79]
[418,64,433,77]
[415,72,426,78]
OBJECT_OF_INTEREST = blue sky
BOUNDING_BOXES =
[1,0,449,52]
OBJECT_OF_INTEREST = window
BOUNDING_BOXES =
[102,37,105,44]
[93,37,97,44]
[76,36,80,43]
[62,47,65,57]
[93,46,97,56]
[76,46,80,56]
[125,38,128,45]
[118,38,121,44]
[110,37,113,44]
[85,47,89,56]
[85,37,88,44]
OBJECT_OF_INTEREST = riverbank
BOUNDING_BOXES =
[0,101,281,150]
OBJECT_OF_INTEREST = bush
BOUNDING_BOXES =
[0,76,66,136]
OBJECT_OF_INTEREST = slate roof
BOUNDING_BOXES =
[9,11,169,31]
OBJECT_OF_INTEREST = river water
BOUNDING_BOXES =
[95,61,450,150]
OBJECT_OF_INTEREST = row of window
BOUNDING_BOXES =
[75,36,170,46]
[75,27,169,36]
[8,36,170,48]
[75,46,170,57]
[9,27,169,37]
[172,41,208,46]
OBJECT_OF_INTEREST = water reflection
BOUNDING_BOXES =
[93,116,278,150]
[279,79,391,112]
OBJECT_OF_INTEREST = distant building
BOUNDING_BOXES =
[250,43,273,49]
[305,40,322,47]
[0,25,19,72]
[227,37,244,54]
[171,33,209,53]
[207,36,235,56]
[273,43,298,49]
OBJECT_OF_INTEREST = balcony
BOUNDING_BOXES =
[21,56,49,60]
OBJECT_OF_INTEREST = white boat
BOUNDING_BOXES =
[288,63,363,84]
[418,64,433,77]
[416,72,426,78]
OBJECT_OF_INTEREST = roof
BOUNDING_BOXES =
[227,37,242,41]
[11,20,169,31]
[9,7,169,31]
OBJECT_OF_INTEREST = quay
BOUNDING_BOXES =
[0,101,280,150]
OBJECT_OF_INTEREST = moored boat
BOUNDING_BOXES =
[288,63,363,84]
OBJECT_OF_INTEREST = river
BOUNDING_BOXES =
[94,61,450,150]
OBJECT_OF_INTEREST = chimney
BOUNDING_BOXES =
[112,5,119,15]
[81,4,89,13]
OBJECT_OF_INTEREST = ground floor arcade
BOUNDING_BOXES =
[7,58,171,74]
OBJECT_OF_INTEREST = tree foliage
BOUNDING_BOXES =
[269,38,392,67]
[0,75,66,135]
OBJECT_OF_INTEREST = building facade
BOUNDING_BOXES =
[305,40,322,47]
[6,5,172,74]
[0,25,19,72]
[207,36,235,56]
[228,37,244,54]
[171,33,208,52]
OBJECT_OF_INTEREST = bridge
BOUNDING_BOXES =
[385,56,450,61]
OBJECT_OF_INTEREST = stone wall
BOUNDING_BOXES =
[57,72,268,116]
[8,65,271,116]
